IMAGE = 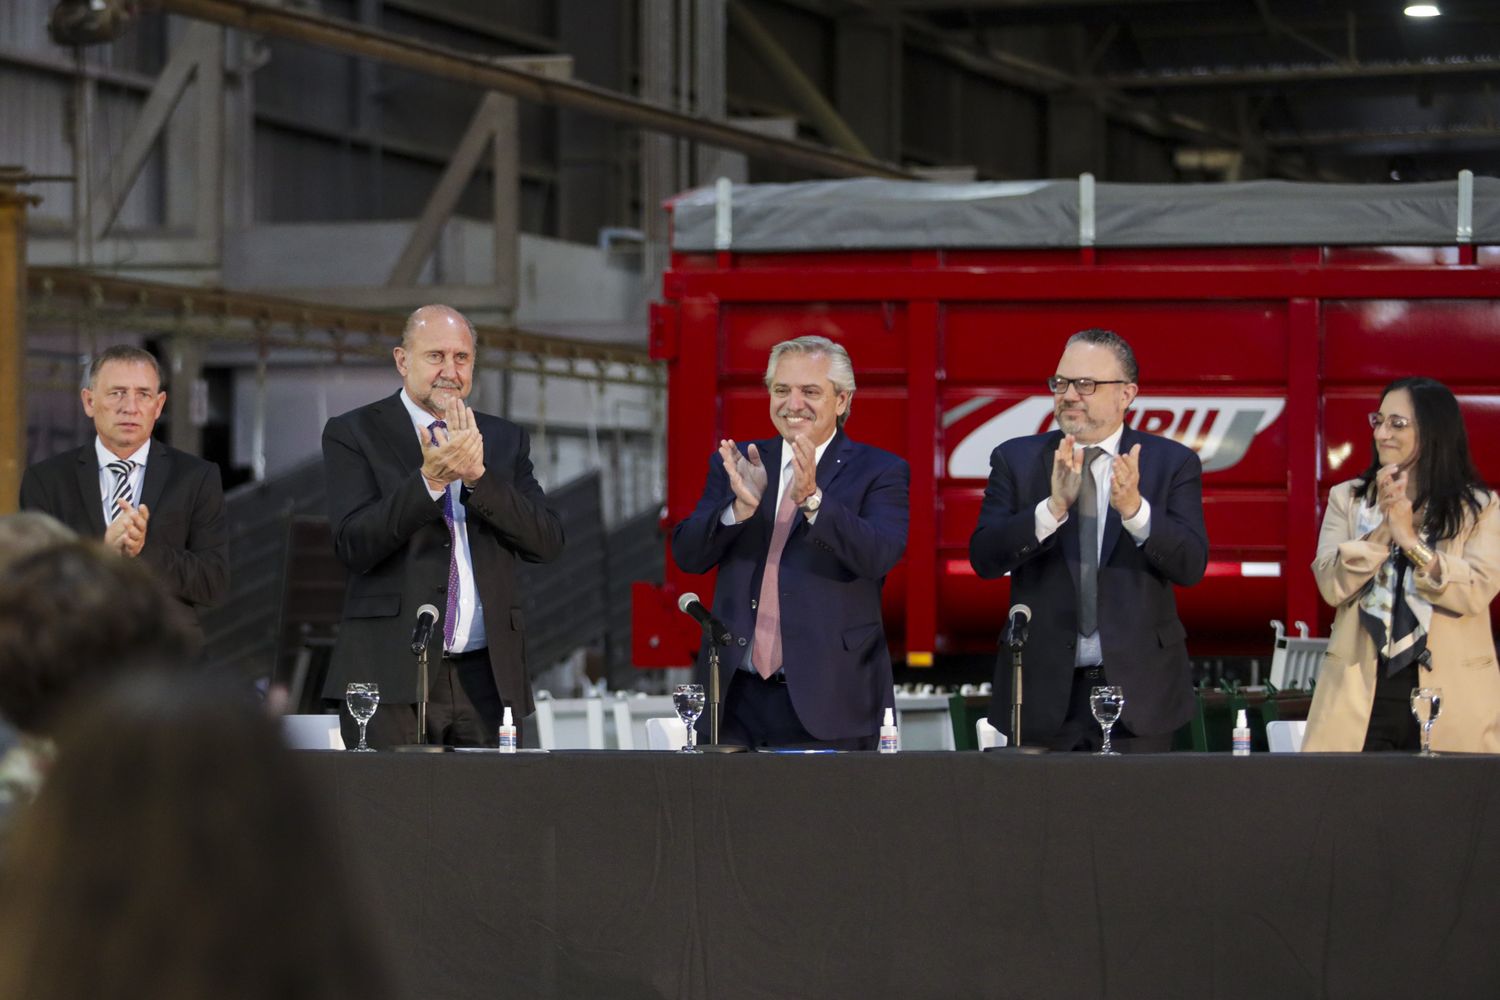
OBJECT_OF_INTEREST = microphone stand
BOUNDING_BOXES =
[417,643,430,744]
[988,618,1046,754]
[697,623,746,754]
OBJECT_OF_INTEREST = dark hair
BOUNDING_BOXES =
[0,541,195,734]
[1066,328,1139,383]
[1351,376,1488,542]
[86,344,164,391]
[0,674,394,1000]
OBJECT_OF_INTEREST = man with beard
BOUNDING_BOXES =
[321,305,564,748]
[672,336,908,750]
[968,329,1207,752]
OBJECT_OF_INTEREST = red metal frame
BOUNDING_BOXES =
[635,242,1500,669]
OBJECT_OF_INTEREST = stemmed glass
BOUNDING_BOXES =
[672,683,706,753]
[1410,686,1443,757]
[1090,685,1125,756]
[345,682,380,752]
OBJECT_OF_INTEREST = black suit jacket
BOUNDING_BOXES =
[320,392,564,713]
[19,440,228,636]
[671,431,909,741]
[968,427,1208,743]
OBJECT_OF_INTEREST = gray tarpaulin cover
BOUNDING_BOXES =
[669,176,1500,252]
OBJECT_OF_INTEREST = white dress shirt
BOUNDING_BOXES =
[94,438,150,524]
[401,390,487,653]
[1030,424,1151,667]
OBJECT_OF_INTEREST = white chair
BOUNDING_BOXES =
[281,714,345,750]
[894,693,956,750]
[1268,620,1328,691]
[976,718,1008,749]
[644,717,687,751]
[1266,719,1307,753]
[532,696,608,750]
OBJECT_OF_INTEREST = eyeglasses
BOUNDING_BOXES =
[1047,376,1129,396]
[1368,412,1412,431]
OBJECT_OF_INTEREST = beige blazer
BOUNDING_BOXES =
[1303,481,1500,753]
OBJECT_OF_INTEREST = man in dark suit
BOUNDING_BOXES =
[322,304,564,749]
[969,329,1208,752]
[672,336,909,750]
[19,346,228,644]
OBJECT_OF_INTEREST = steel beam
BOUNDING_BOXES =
[155,0,915,179]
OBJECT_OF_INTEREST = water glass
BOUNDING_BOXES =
[1410,686,1443,757]
[346,682,380,752]
[672,683,706,752]
[1089,685,1125,756]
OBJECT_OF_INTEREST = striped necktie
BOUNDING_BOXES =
[106,460,135,522]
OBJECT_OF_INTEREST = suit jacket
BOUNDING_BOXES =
[671,430,909,741]
[321,392,564,713]
[969,427,1208,743]
[19,439,228,636]
[1303,481,1500,753]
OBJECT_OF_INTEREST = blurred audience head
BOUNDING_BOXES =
[0,511,75,574]
[0,540,195,736]
[0,674,394,1000]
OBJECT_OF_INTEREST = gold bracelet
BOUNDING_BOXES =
[1404,543,1435,570]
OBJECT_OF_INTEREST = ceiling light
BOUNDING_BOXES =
[1404,4,1441,16]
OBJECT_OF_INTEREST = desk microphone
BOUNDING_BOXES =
[409,604,441,655]
[678,592,733,646]
[1003,603,1031,650]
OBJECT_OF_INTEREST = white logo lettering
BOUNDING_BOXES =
[947,396,1285,478]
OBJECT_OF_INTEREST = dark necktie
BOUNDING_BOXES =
[751,465,798,679]
[428,420,461,650]
[1077,446,1104,637]
[106,459,134,522]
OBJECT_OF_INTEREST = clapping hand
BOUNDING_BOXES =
[1376,463,1417,547]
[1109,444,1143,520]
[787,433,818,506]
[421,401,486,489]
[1047,434,1084,520]
[719,439,768,521]
[103,499,150,557]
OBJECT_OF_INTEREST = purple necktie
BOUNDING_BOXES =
[751,467,798,679]
[429,420,461,650]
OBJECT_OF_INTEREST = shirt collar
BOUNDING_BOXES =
[399,389,444,433]
[95,437,151,470]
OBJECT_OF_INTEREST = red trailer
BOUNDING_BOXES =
[634,176,1500,673]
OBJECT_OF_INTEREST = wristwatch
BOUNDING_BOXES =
[799,489,823,514]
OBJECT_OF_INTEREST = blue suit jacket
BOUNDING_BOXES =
[968,427,1208,743]
[671,430,909,741]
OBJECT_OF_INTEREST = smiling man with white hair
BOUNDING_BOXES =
[672,335,909,750]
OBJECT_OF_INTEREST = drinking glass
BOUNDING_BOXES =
[1089,685,1125,756]
[672,683,706,753]
[346,682,380,752]
[1410,686,1443,757]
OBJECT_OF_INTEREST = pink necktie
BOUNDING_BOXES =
[751,468,799,679]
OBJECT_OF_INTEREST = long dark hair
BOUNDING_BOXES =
[1351,376,1487,542]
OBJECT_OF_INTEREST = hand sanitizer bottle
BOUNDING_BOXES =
[1232,709,1251,756]
[878,708,899,754]
[498,707,518,753]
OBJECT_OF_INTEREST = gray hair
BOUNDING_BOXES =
[763,336,856,427]
[1066,328,1138,384]
[0,512,76,575]
[85,345,163,391]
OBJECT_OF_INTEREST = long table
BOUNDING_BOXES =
[303,751,1500,1000]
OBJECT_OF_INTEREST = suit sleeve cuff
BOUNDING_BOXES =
[1035,498,1064,542]
[1123,497,1151,543]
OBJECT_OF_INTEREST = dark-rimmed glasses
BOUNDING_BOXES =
[1368,412,1412,431]
[1047,376,1129,396]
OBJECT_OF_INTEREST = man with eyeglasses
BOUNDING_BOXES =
[969,329,1208,752]
[18,345,228,649]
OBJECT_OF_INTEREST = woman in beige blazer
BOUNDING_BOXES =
[1304,377,1500,753]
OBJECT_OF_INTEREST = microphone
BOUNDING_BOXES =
[678,592,733,646]
[409,603,441,655]
[1003,603,1031,650]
